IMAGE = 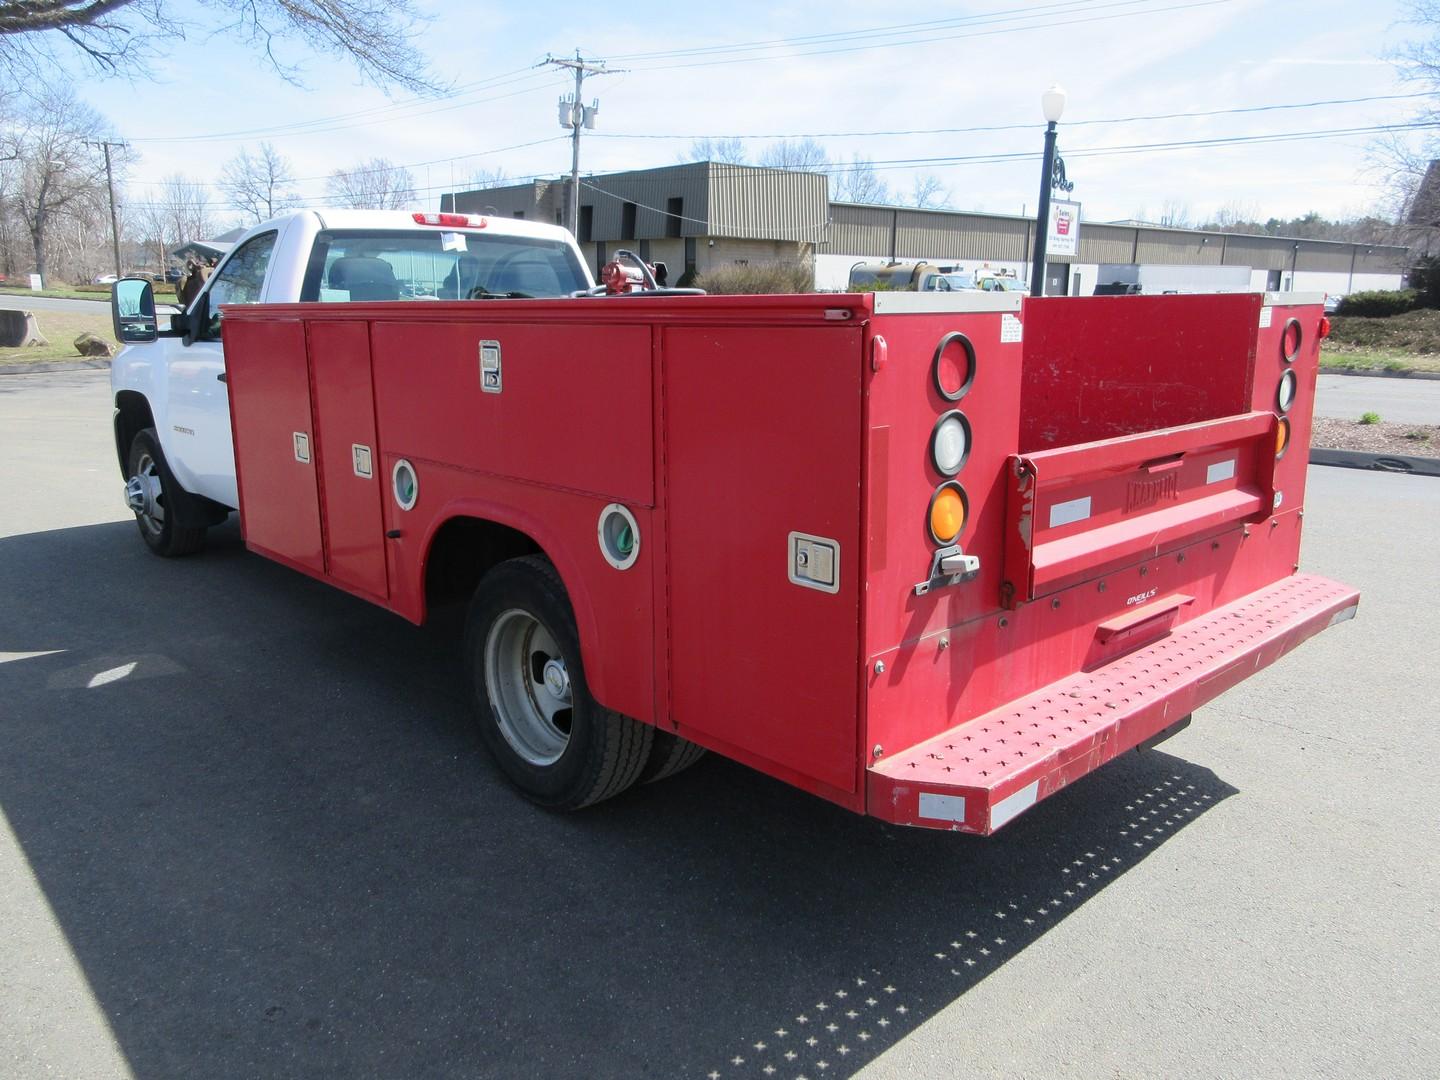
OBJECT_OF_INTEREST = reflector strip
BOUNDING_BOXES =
[918,793,967,823]
[990,781,1039,830]
[1049,496,1092,528]
[1206,458,1236,484]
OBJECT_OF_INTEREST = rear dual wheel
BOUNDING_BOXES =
[465,556,654,809]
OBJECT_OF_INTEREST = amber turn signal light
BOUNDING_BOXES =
[928,482,969,545]
[1275,416,1292,459]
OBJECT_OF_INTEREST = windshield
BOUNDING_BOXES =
[300,230,589,302]
[939,273,976,291]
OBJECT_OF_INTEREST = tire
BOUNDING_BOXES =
[464,555,652,809]
[125,428,207,557]
[639,729,707,784]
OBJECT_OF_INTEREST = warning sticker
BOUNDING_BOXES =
[1259,306,1273,328]
[1001,314,1024,343]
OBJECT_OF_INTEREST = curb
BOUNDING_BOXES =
[0,358,110,375]
[1319,365,1440,382]
[1309,446,1440,477]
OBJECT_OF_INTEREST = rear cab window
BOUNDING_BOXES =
[299,230,589,302]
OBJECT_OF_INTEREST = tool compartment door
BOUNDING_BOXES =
[662,324,864,798]
[226,318,324,574]
[309,320,388,601]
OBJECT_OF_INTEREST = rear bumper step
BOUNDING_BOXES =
[866,573,1359,834]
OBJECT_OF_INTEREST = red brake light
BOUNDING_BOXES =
[412,212,488,229]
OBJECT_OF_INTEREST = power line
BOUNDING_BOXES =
[621,0,1234,72]
[127,70,565,144]
[589,92,1434,144]
[607,0,1124,62]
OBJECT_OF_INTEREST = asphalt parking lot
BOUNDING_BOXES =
[2,370,1437,1080]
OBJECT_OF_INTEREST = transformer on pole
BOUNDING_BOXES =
[544,52,621,237]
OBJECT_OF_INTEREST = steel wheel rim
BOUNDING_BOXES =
[127,450,165,537]
[483,608,573,766]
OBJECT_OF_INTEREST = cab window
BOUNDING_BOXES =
[202,231,277,338]
[299,230,588,302]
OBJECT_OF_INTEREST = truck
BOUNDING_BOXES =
[847,261,976,293]
[109,252,1358,834]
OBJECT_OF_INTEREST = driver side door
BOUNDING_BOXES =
[166,230,281,508]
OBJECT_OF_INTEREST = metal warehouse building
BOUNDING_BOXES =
[445,162,1408,295]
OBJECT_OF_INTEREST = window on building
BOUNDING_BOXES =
[639,239,650,261]
[621,201,637,241]
[513,210,525,219]
[579,205,594,243]
[666,198,683,239]
[595,242,607,276]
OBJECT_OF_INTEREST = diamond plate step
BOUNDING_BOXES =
[867,573,1360,834]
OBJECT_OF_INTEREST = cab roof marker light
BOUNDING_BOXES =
[412,212,488,229]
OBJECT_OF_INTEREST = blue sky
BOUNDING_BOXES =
[74,0,1430,225]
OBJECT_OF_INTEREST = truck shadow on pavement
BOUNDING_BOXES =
[0,520,1237,1080]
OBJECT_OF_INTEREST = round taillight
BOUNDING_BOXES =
[927,482,969,545]
[1281,318,1302,362]
[930,411,972,476]
[1277,369,1298,413]
[1275,416,1292,459]
[932,332,976,402]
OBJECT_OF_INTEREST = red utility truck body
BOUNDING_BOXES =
[221,290,1357,833]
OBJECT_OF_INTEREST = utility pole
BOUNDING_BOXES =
[91,140,126,277]
[542,52,621,236]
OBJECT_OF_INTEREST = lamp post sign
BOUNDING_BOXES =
[1047,200,1081,258]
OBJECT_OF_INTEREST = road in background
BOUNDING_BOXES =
[2,371,1436,1080]
[1316,372,1440,425]
[0,294,108,315]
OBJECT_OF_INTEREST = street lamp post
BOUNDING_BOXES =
[1030,84,1068,297]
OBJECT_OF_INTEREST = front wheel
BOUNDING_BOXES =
[125,428,207,557]
[464,555,652,809]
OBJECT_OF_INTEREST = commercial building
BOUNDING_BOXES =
[444,164,1409,295]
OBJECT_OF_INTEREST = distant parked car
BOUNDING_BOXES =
[1324,294,1343,315]
[164,268,182,284]
[94,273,119,285]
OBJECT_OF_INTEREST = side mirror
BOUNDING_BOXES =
[111,277,157,342]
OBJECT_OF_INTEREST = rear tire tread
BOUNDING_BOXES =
[640,730,707,784]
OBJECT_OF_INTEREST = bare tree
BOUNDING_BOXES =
[0,82,109,280]
[155,173,215,246]
[684,137,748,165]
[220,143,298,223]
[910,174,948,210]
[0,1,435,92]
[468,166,510,190]
[831,156,889,204]
[326,158,417,210]
[1205,199,1264,232]
[758,138,829,172]
[1157,200,1192,228]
